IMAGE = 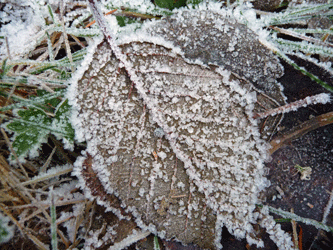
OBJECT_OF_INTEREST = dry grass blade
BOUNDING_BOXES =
[0,128,28,180]
[0,2,96,249]
[60,0,75,73]
[39,146,57,173]
[20,166,73,186]
[0,154,22,181]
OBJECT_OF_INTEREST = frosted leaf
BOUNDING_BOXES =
[142,9,284,92]
[71,8,293,250]
[139,9,287,139]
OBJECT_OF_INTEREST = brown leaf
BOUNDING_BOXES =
[72,8,292,250]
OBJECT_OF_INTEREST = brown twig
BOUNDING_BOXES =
[269,111,333,154]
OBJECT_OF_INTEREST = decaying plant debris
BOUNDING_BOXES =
[1,1,333,249]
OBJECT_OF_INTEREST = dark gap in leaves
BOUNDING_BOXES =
[71,43,83,54]
[54,36,79,60]
[279,54,333,100]
[276,32,304,42]
[54,48,67,60]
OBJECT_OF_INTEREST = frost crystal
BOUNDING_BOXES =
[70,8,294,250]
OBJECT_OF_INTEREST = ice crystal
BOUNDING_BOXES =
[70,7,294,250]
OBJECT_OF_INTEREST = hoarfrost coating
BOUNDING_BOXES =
[138,9,284,92]
[69,7,294,250]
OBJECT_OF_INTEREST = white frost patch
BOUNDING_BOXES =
[0,1,45,59]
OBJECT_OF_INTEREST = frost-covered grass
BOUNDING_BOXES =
[0,1,99,249]
[0,0,333,249]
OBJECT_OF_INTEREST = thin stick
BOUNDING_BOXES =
[39,146,57,173]
[269,111,333,154]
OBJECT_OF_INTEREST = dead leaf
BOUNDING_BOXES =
[72,8,293,250]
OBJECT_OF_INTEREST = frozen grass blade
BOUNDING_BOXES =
[270,26,333,49]
[21,165,73,187]
[264,205,333,232]
[266,3,333,25]
[1,48,87,73]
[322,186,333,225]
[253,93,331,119]
[288,28,333,36]
[50,188,58,250]
[274,38,333,58]
[287,51,333,77]
[60,0,75,73]
[275,50,333,93]
[47,4,56,24]
[46,32,54,61]
[0,90,64,112]
[48,26,101,37]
